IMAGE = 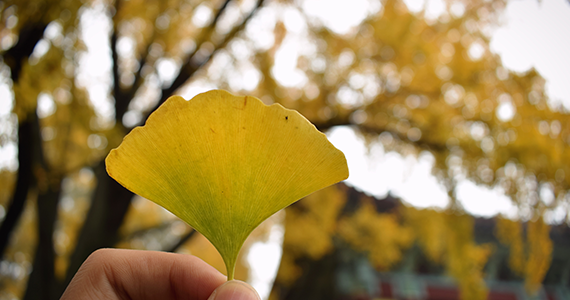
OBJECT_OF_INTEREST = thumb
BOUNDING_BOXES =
[208,280,261,300]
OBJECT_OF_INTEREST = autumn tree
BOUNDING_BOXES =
[0,0,567,299]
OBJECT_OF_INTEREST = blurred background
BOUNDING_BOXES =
[0,0,569,299]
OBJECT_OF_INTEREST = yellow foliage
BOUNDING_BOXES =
[497,216,553,294]
[273,251,302,287]
[524,217,553,294]
[403,207,447,263]
[495,216,525,274]
[404,207,492,300]
[338,201,413,270]
[284,185,347,260]
[0,0,81,34]
[275,184,347,286]
[40,86,102,175]
[443,213,491,300]
[12,47,67,121]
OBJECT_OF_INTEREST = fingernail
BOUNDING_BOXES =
[208,280,260,300]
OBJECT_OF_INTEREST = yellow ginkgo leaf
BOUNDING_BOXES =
[106,90,348,279]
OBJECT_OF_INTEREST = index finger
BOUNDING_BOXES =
[61,249,227,300]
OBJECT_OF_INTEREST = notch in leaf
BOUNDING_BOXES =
[106,90,349,280]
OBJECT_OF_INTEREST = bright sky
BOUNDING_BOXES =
[490,0,570,109]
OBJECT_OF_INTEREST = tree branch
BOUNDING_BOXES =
[211,0,233,26]
[145,0,266,120]
[119,221,175,241]
[122,41,152,103]
[111,30,128,121]
[4,23,48,81]
[0,22,48,259]
[61,159,134,297]
[116,0,234,127]
[313,115,447,153]
[111,0,130,122]
[166,229,196,253]
[158,0,236,101]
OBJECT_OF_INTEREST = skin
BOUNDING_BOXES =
[61,249,260,300]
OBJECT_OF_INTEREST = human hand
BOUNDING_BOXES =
[61,249,260,300]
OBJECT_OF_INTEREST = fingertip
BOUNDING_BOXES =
[208,280,260,300]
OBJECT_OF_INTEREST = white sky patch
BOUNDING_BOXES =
[490,0,570,108]
[0,141,17,171]
[156,58,180,86]
[468,42,485,61]
[328,126,449,209]
[75,4,114,120]
[539,182,555,206]
[117,36,135,57]
[327,126,523,217]
[215,1,244,35]
[29,39,50,63]
[0,82,13,117]
[37,92,56,118]
[271,36,308,87]
[545,201,569,224]
[228,63,261,91]
[192,4,213,28]
[283,7,307,34]
[449,2,465,18]
[246,7,277,51]
[455,180,518,218]
[424,0,446,20]
[301,0,378,35]
[403,0,425,13]
[394,152,449,208]
[402,0,446,20]
[496,100,515,122]
[247,220,283,300]
[44,21,63,41]
[270,6,321,89]
[178,79,218,100]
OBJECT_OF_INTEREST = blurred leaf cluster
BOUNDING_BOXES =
[0,0,568,299]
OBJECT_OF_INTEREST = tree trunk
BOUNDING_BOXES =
[23,184,62,300]
[278,252,340,300]
[0,22,47,260]
[60,159,133,296]
[0,119,34,259]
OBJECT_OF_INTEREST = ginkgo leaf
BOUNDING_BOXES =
[106,90,348,279]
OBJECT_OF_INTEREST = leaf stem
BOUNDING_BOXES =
[226,262,235,281]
